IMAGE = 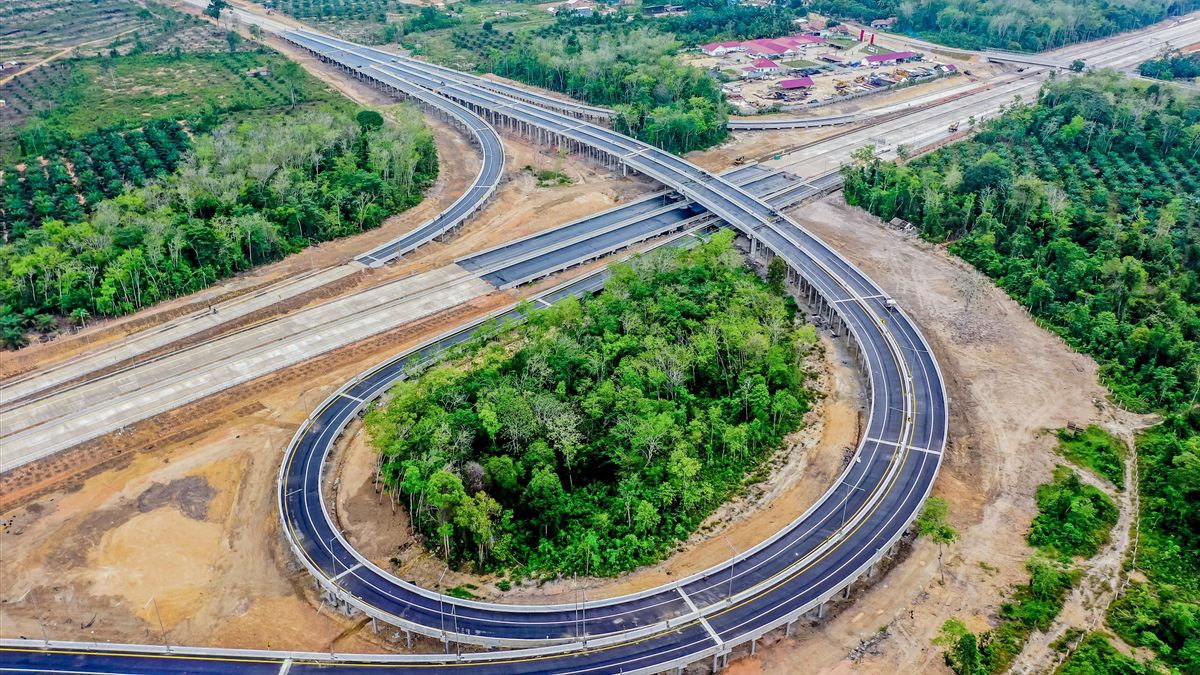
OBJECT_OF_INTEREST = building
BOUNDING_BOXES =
[750,58,781,74]
[700,40,744,56]
[865,51,921,65]
[870,17,897,29]
[777,76,814,89]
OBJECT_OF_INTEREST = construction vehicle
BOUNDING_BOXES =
[948,121,960,132]
[733,156,746,165]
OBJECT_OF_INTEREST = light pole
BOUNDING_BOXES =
[438,565,449,653]
[143,596,169,652]
[17,589,49,647]
[841,482,869,528]
[314,600,335,657]
[723,538,738,604]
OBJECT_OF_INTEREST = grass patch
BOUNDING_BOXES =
[446,585,480,600]
[524,165,574,187]
[1028,465,1119,559]
[1055,425,1125,490]
[782,59,819,68]
[1057,633,1153,674]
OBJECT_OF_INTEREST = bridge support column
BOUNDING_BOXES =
[405,630,413,648]
[372,618,379,634]
[749,237,759,258]
[751,638,757,655]
[817,601,827,619]
[785,619,794,636]
[842,584,852,599]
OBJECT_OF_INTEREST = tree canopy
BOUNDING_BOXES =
[0,108,436,338]
[367,231,818,577]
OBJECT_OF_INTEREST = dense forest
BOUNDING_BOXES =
[1139,45,1200,81]
[367,232,817,577]
[809,0,1196,51]
[0,109,436,344]
[843,73,1199,672]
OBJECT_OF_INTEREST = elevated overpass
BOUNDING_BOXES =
[2,25,948,675]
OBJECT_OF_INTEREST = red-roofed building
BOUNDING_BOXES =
[744,39,796,57]
[777,76,814,89]
[750,58,781,74]
[779,35,825,47]
[865,51,921,65]
[700,40,743,56]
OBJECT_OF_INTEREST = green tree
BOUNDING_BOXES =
[204,0,227,18]
[917,496,958,584]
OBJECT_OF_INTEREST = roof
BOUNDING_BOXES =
[818,52,844,61]
[744,39,792,55]
[865,51,920,63]
[751,58,780,68]
[778,77,814,89]
[700,40,742,52]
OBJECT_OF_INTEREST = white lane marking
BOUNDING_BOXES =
[339,393,365,403]
[536,299,554,308]
[678,588,724,646]
[279,659,293,675]
[831,294,886,304]
[332,563,364,582]
[866,438,940,455]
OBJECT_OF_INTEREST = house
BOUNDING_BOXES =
[700,40,744,56]
[865,51,921,65]
[777,76,814,89]
[870,17,897,29]
[750,58,781,74]
[818,52,844,63]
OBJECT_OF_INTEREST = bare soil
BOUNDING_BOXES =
[0,290,515,650]
[721,194,1145,674]
[328,324,866,604]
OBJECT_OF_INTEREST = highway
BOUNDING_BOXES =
[1,19,950,672]
[353,83,505,268]
[5,9,1193,673]
[261,25,951,664]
